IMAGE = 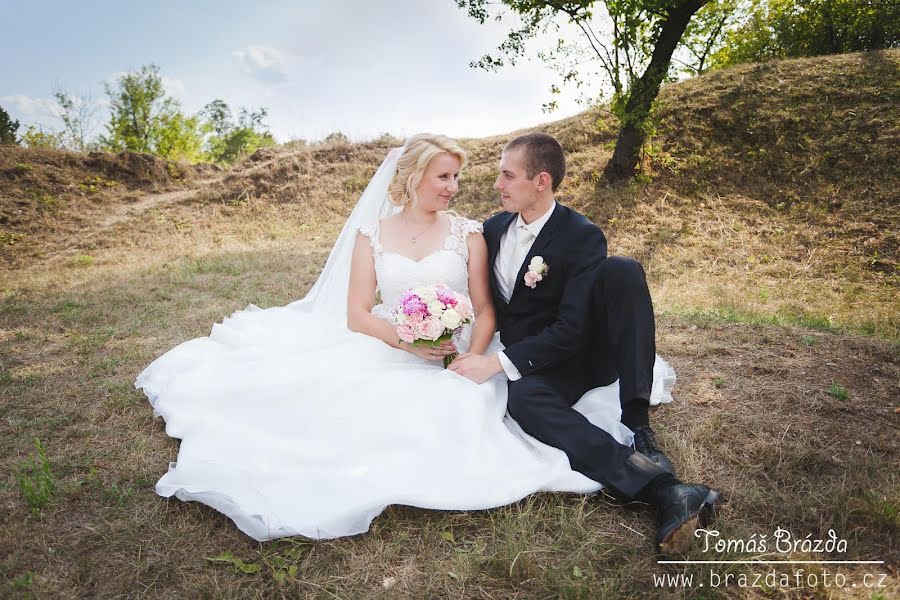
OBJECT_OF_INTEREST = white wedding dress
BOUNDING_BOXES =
[135,150,676,542]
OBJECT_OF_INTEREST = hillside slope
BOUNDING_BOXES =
[1,50,898,599]
[1,50,897,336]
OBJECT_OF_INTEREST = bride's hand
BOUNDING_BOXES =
[401,340,457,362]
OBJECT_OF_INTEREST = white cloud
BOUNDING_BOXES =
[161,76,186,100]
[232,46,287,85]
[0,94,56,118]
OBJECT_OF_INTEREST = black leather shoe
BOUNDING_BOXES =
[655,484,723,556]
[633,426,676,475]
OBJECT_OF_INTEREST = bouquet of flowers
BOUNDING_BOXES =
[393,283,473,367]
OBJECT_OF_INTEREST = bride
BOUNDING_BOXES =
[135,134,675,541]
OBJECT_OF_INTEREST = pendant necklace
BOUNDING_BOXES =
[404,211,437,245]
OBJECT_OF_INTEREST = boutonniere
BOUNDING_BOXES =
[524,256,549,288]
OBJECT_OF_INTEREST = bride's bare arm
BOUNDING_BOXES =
[346,232,454,361]
[465,232,497,355]
[346,232,405,347]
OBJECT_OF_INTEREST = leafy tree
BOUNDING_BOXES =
[712,0,900,67]
[101,64,169,153]
[100,63,205,161]
[0,105,19,145]
[678,0,741,74]
[203,99,232,138]
[201,100,275,164]
[458,0,714,182]
[155,111,204,162]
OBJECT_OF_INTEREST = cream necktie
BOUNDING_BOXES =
[507,224,535,295]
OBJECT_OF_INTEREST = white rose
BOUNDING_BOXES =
[529,256,548,274]
[440,308,462,329]
[427,300,445,317]
[418,288,438,303]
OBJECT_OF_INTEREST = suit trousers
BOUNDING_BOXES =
[505,256,662,498]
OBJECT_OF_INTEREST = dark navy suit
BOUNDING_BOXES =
[484,203,661,497]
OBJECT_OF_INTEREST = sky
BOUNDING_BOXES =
[0,0,604,143]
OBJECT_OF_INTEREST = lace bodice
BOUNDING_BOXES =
[358,214,483,320]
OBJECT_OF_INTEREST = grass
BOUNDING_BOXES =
[15,438,58,516]
[0,50,898,597]
[828,381,850,400]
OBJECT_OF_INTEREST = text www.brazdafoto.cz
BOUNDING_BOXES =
[652,570,891,590]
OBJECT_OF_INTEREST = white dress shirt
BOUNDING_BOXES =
[494,202,557,380]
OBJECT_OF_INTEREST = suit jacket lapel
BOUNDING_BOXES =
[487,212,516,268]
[509,203,565,301]
[488,212,517,307]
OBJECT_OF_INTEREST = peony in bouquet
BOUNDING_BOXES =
[393,283,473,367]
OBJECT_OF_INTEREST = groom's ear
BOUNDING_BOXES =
[535,171,552,191]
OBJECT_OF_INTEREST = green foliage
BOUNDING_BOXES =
[712,0,900,67]
[206,546,308,584]
[0,105,19,144]
[16,438,58,515]
[155,110,204,162]
[201,100,275,164]
[100,63,205,162]
[206,551,261,574]
[827,381,849,400]
[72,254,94,267]
[457,1,713,180]
[679,0,742,74]
[0,230,26,245]
[101,64,168,153]
[459,0,715,105]
[10,572,34,592]
[20,125,63,149]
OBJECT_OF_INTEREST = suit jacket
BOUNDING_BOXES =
[483,202,608,379]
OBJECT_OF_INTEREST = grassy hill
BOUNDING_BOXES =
[1,50,898,598]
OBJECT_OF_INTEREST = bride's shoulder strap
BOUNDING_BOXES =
[447,213,484,260]
[356,221,384,258]
[449,213,484,237]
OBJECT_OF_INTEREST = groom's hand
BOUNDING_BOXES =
[447,353,503,384]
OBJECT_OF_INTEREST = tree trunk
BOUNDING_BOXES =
[604,0,707,183]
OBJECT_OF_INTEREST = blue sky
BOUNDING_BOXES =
[1,0,601,142]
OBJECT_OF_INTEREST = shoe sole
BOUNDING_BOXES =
[659,489,723,556]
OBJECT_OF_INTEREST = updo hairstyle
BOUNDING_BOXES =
[388,133,467,207]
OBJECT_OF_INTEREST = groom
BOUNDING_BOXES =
[449,133,722,555]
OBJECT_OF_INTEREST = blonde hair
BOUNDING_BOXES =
[388,134,467,207]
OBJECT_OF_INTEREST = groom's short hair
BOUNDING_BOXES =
[504,133,566,192]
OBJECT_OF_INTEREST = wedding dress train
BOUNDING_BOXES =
[136,147,677,541]
[136,213,675,541]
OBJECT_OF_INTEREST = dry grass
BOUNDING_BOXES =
[1,50,899,597]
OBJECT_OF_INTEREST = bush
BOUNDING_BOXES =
[323,131,350,145]
[0,105,19,144]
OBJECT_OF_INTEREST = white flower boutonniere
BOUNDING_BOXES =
[524,256,549,289]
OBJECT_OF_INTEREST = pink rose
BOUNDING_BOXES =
[415,317,444,341]
[456,297,472,320]
[397,323,416,343]
[406,311,424,325]
[524,271,542,288]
